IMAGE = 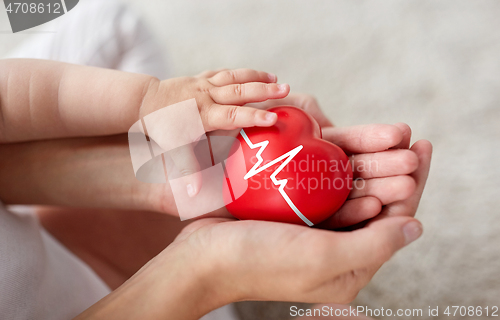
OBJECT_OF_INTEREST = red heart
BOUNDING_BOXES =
[224,106,352,226]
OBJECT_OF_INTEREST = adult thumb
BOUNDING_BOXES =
[335,217,423,272]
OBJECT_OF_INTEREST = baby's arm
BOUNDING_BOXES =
[0,59,286,143]
[0,59,155,143]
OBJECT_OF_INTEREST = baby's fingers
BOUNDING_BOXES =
[204,105,277,130]
[210,82,289,105]
[196,68,228,79]
[208,68,277,86]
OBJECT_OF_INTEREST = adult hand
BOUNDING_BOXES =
[295,128,432,320]
[75,209,422,320]
[247,93,427,228]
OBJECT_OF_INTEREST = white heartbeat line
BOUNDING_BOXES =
[240,129,314,226]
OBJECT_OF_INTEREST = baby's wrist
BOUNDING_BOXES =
[137,77,167,120]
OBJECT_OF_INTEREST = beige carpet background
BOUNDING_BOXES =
[1,1,499,319]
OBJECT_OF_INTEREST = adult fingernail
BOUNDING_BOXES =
[187,184,196,197]
[265,112,277,122]
[277,83,288,92]
[403,221,423,245]
[268,73,277,82]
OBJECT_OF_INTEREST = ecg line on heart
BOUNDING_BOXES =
[239,129,314,226]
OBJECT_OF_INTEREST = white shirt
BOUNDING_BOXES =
[0,204,110,319]
[0,204,239,320]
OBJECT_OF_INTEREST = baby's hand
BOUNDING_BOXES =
[140,68,289,131]
[138,69,290,197]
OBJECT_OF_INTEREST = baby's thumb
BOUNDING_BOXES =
[169,145,202,197]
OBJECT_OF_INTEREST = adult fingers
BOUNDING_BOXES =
[391,122,412,149]
[376,140,433,218]
[210,82,289,105]
[291,94,334,128]
[316,196,382,230]
[351,149,419,179]
[322,124,403,154]
[208,68,277,86]
[348,175,416,205]
[203,104,278,130]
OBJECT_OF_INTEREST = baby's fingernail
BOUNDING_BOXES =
[403,221,423,245]
[277,83,288,93]
[187,184,196,197]
[265,112,277,122]
[268,73,277,82]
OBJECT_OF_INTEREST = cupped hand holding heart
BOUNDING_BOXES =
[209,95,423,230]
